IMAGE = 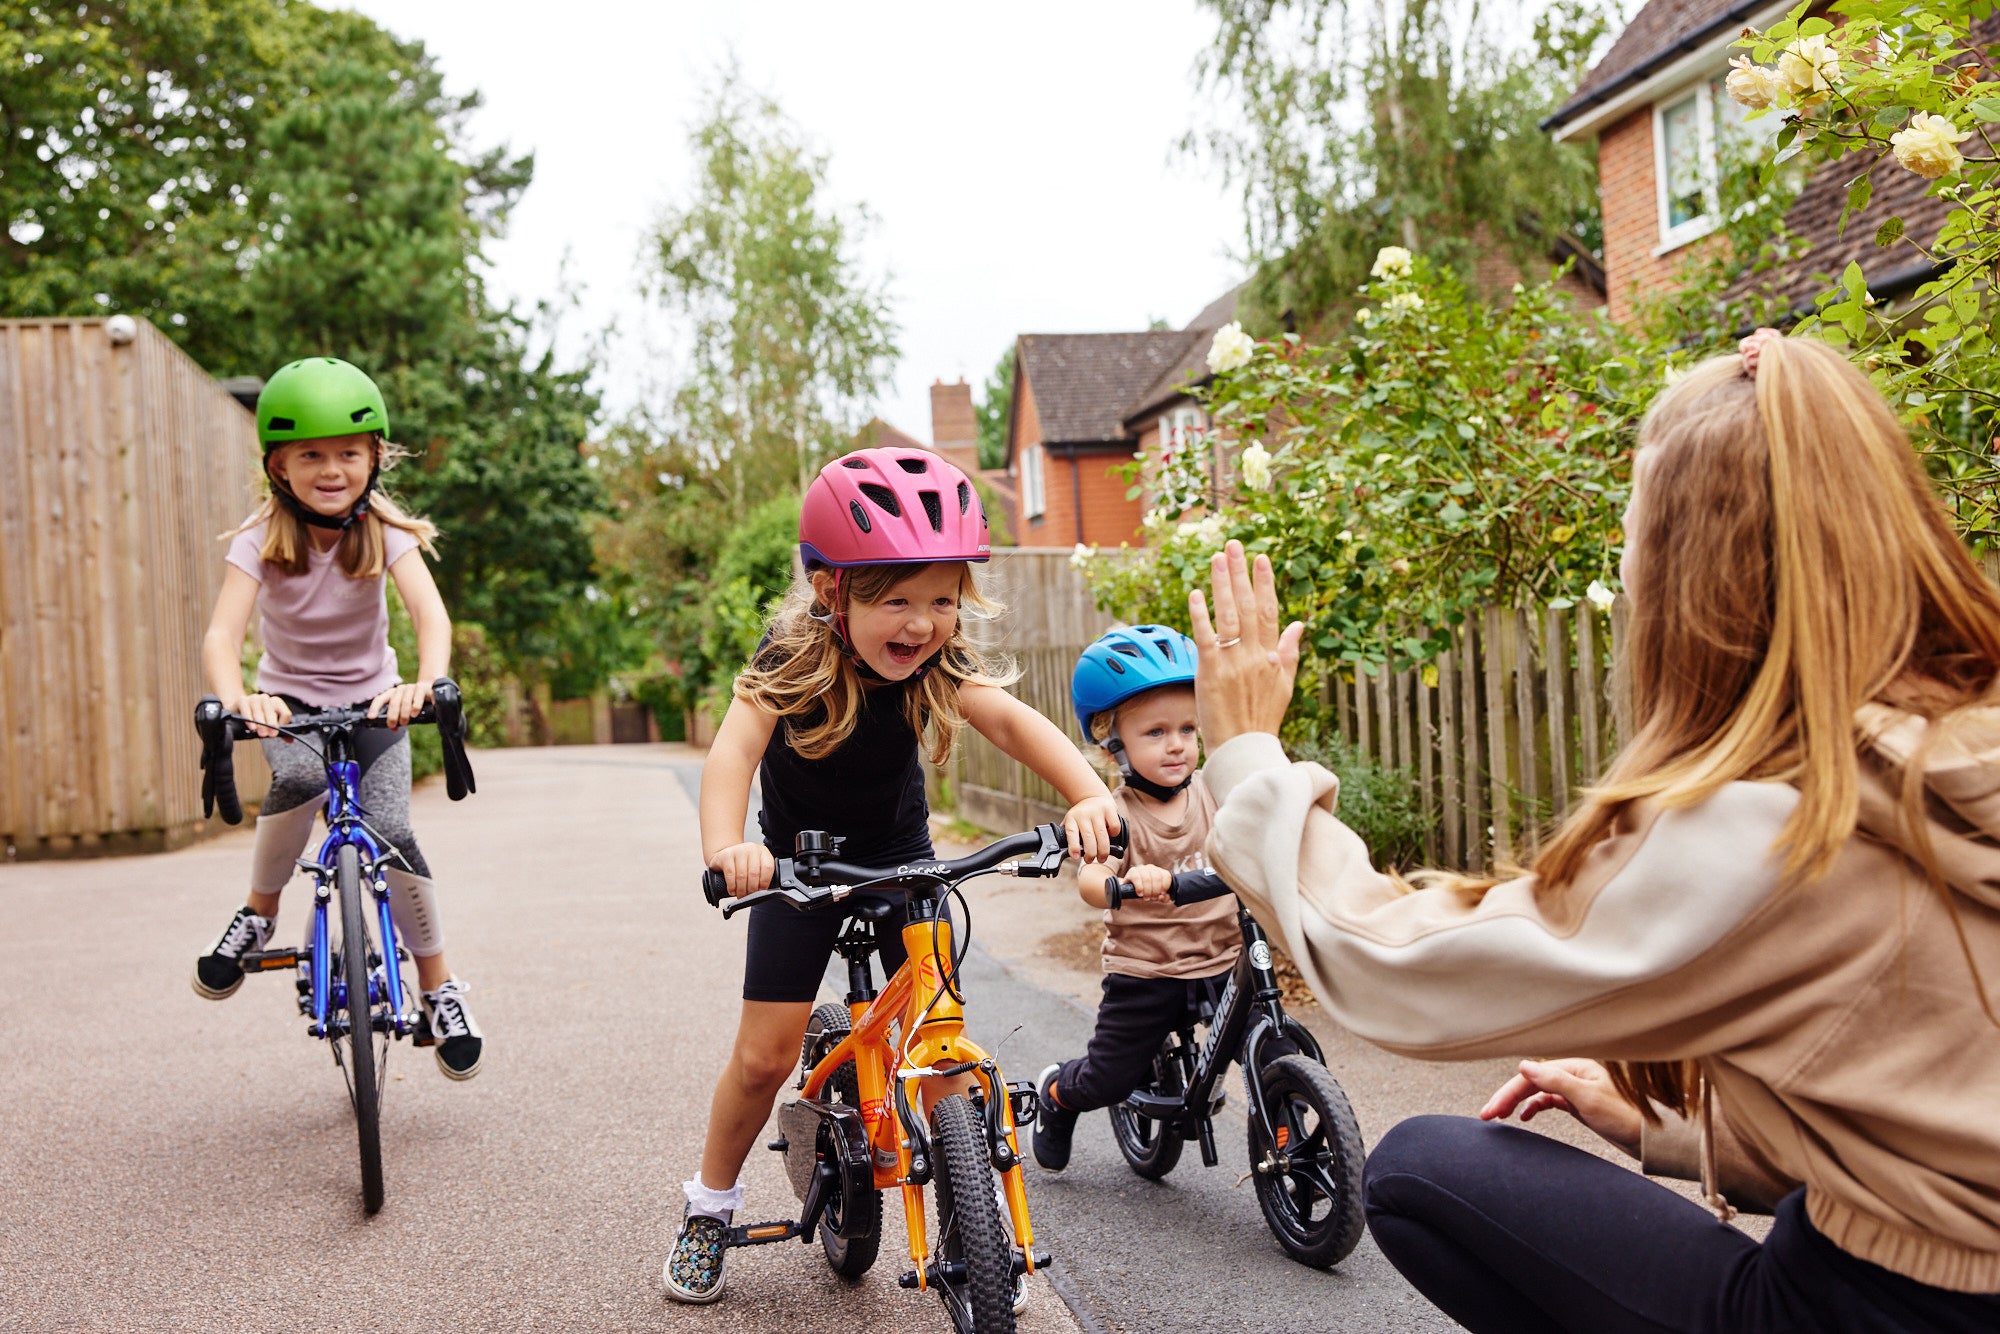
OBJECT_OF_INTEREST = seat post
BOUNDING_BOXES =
[835,917,880,1005]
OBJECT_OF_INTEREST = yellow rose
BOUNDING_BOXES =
[1777,34,1838,103]
[1725,56,1784,111]
[1891,112,1973,181]
[1371,246,1414,280]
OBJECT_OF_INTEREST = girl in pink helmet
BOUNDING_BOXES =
[665,447,1120,1307]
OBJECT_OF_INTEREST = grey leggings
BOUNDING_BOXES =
[261,727,429,877]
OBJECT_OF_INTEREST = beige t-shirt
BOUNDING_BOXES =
[1101,774,1241,980]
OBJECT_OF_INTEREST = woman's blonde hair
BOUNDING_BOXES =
[1450,337,2000,1116]
[242,434,438,577]
[733,562,1018,765]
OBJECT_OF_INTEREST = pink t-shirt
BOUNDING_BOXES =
[225,519,420,706]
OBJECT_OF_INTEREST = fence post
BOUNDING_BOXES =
[1543,607,1573,820]
[1483,607,1515,865]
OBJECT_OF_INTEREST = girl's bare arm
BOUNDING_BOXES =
[203,565,289,735]
[960,682,1118,859]
[373,550,453,727]
[701,697,780,895]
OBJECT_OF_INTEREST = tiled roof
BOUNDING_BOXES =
[1548,0,1770,131]
[1123,285,1247,426]
[1015,330,1207,445]
[854,417,928,452]
[1732,155,1949,312]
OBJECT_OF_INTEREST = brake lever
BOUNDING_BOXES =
[717,881,852,919]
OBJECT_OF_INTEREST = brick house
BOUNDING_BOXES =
[854,378,1017,541]
[1546,0,1958,323]
[1003,288,1242,549]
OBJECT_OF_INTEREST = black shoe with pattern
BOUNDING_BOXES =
[663,1205,730,1303]
[192,906,275,1000]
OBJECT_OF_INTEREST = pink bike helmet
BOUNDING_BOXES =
[800,447,991,569]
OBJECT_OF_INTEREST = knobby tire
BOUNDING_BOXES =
[1248,1054,1364,1268]
[335,843,384,1214]
[802,1003,881,1278]
[930,1093,1016,1334]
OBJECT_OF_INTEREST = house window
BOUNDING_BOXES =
[1653,77,1780,252]
[1162,404,1206,453]
[1021,443,1046,520]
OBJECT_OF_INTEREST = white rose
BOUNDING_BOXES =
[1068,542,1095,570]
[1725,56,1784,111]
[1585,580,1616,610]
[1371,246,1414,280]
[1196,515,1228,546]
[1891,112,1972,181]
[1386,290,1425,314]
[1778,34,1838,102]
[1238,442,1273,492]
[1206,321,1255,374]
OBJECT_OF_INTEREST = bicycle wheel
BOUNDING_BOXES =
[929,1093,1016,1334]
[1247,1054,1364,1268]
[801,1003,880,1278]
[333,843,384,1214]
[1108,1038,1186,1180]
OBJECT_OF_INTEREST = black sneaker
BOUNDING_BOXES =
[419,977,483,1080]
[192,907,274,1000]
[1032,1063,1077,1171]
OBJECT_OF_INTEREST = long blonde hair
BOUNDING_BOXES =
[1452,338,2000,1116]
[733,562,1018,765]
[240,434,439,577]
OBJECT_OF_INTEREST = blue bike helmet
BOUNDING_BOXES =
[1071,625,1199,742]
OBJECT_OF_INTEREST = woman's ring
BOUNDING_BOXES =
[1216,636,1242,649]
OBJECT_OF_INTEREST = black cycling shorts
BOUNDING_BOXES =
[742,889,913,1004]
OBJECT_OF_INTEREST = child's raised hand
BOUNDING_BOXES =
[1063,794,1121,863]
[709,842,776,898]
[1127,864,1173,902]
[230,692,293,739]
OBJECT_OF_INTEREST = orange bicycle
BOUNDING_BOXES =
[701,821,1122,1334]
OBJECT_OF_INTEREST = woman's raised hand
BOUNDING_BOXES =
[1189,540,1305,748]
[1479,1057,1644,1160]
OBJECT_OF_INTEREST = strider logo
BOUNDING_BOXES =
[1249,941,1272,970]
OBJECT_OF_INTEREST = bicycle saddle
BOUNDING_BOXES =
[850,899,897,922]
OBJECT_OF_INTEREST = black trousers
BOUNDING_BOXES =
[1364,1115,2000,1333]
[1054,970,1229,1113]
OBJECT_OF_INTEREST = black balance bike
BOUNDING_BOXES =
[1103,868,1365,1267]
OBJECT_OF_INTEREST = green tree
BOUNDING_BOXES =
[1187,0,1611,330]
[647,67,899,513]
[2,2,607,682]
[974,345,1014,470]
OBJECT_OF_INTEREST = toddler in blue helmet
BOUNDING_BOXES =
[1032,626,1243,1171]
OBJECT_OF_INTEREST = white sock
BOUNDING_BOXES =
[683,1175,744,1223]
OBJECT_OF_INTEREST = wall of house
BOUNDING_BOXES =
[1596,105,1730,324]
[1019,448,1143,550]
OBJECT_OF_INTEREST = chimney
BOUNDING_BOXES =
[929,378,981,477]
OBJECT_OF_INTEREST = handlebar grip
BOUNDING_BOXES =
[194,696,245,825]
[702,868,728,906]
[432,678,476,801]
[211,746,243,826]
[1168,869,1234,906]
[1104,878,1136,909]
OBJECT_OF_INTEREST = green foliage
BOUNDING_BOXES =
[974,346,1014,471]
[1082,259,1644,680]
[386,587,505,778]
[1730,2,2000,548]
[2,2,608,685]
[1282,728,1431,870]
[1187,0,1610,330]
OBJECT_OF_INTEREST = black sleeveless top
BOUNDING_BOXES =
[757,668,934,868]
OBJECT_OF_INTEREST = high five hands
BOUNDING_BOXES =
[1189,540,1307,748]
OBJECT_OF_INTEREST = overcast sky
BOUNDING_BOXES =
[339,0,1248,444]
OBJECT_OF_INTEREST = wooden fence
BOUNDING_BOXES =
[942,545,1638,870]
[1,317,270,858]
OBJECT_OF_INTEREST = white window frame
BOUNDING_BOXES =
[1653,83,1721,253]
[1162,404,1206,453]
[1021,442,1046,520]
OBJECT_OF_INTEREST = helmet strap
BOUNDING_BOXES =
[1104,735,1192,802]
[269,443,380,532]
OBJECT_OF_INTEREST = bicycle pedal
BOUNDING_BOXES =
[724,1220,799,1248]
[1011,1248,1052,1278]
[239,949,299,973]
[899,1259,970,1289]
[766,1135,789,1153]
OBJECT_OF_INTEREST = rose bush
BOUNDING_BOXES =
[1084,255,1647,678]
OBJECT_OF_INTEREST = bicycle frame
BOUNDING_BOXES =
[299,728,410,1040]
[799,893,1035,1292]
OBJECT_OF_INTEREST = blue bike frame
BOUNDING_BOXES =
[304,750,409,1039]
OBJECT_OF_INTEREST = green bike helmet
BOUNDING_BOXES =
[255,358,390,531]
[255,357,389,450]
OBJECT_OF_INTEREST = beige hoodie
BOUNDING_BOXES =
[1202,706,2000,1294]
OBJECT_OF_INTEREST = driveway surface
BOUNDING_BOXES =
[1,743,1743,1332]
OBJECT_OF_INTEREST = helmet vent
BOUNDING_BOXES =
[920,490,944,533]
[957,481,972,514]
[266,416,295,431]
[1111,641,1145,658]
[841,458,870,469]
[857,483,901,517]
[895,456,929,474]
[1106,657,1127,674]
[1153,637,1179,661]
[350,407,375,423]
[848,500,872,533]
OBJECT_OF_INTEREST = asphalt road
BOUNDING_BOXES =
[2,743,1741,1332]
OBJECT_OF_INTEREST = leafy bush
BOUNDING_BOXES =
[1084,260,1647,681]
[1281,728,1431,871]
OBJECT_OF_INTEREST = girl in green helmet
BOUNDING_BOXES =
[192,357,483,1080]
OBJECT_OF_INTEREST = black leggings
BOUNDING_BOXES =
[1055,972,1229,1112]
[1364,1116,2000,1333]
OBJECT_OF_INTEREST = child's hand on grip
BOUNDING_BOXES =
[1064,794,1121,863]
[709,842,776,898]
[1127,864,1174,902]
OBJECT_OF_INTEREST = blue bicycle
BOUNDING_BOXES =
[194,681,475,1213]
